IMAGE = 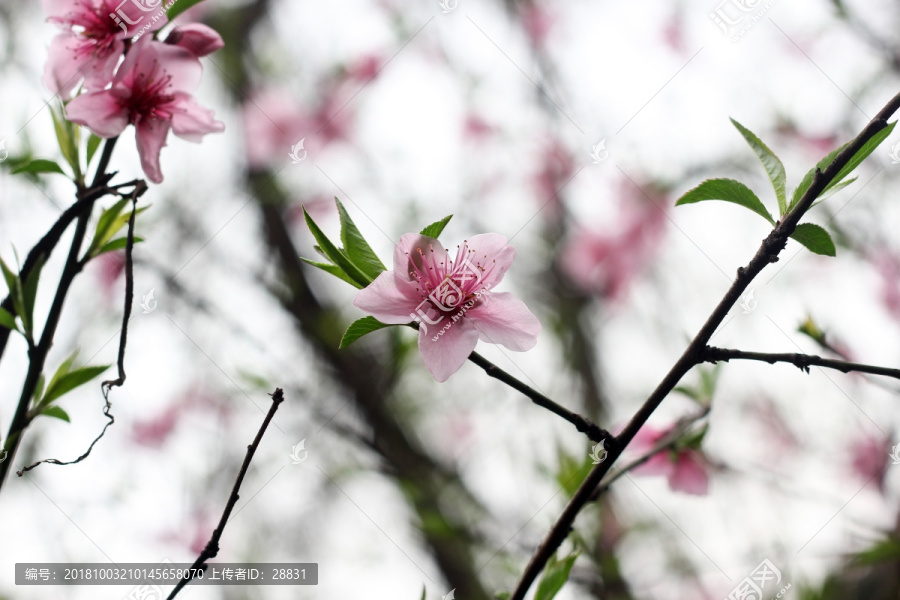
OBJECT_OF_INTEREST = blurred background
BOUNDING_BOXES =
[1,0,900,598]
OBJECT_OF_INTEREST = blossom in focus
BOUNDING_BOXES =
[354,233,541,382]
[630,424,710,495]
[42,0,154,97]
[165,23,224,57]
[66,38,225,183]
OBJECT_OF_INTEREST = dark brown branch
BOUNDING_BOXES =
[508,90,900,600]
[166,388,285,600]
[702,345,900,380]
[466,351,607,442]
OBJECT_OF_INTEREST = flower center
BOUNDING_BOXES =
[127,69,175,123]
[407,241,494,314]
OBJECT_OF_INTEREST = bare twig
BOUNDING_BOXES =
[702,346,900,380]
[508,90,900,600]
[166,388,285,600]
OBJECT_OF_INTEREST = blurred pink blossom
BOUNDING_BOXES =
[354,233,541,382]
[874,252,900,322]
[519,3,554,47]
[533,139,574,213]
[132,403,182,448]
[559,181,667,301]
[630,424,710,495]
[165,23,224,57]
[94,250,126,300]
[850,433,892,494]
[66,38,224,183]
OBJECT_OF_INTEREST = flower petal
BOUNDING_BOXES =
[668,452,709,495]
[135,117,171,184]
[170,92,225,142]
[42,34,90,97]
[353,271,423,324]
[459,232,516,289]
[168,23,224,57]
[393,233,449,287]
[466,292,540,351]
[418,317,480,382]
[65,90,130,138]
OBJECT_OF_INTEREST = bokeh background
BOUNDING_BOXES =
[1,0,900,598]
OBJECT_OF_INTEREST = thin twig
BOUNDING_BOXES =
[702,346,900,380]
[467,352,608,442]
[166,388,286,600]
[508,90,900,600]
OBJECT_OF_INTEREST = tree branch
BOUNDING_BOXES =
[466,351,607,442]
[507,89,900,600]
[702,345,900,380]
[166,388,285,600]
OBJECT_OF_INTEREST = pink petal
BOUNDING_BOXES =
[170,92,225,142]
[81,39,124,91]
[42,34,91,97]
[167,23,224,56]
[65,90,130,138]
[120,40,201,94]
[632,452,674,477]
[135,117,171,184]
[42,0,74,18]
[668,452,709,495]
[467,292,540,351]
[459,233,515,289]
[353,271,422,324]
[418,317,480,382]
[393,233,449,285]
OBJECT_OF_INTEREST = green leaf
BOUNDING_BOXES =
[730,118,787,215]
[22,255,45,337]
[33,374,45,406]
[339,316,394,348]
[302,209,371,288]
[86,134,103,166]
[419,586,426,600]
[790,223,836,256]
[675,178,775,225]
[95,236,145,256]
[817,176,857,202]
[829,121,896,192]
[420,215,453,239]
[167,0,207,22]
[40,405,70,423]
[88,201,148,257]
[42,364,110,405]
[0,307,17,331]
[494,594,511,600]
[853,536,900,565]
[535,551,579,600]
[51,105,81,181]
[335,199,386,280]
[11,159,67,177]
[300,257,360,288]
[0,257,27,336]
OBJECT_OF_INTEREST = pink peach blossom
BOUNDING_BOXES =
[165,23,224,57]
[42,0,149,96]
[354,233,541,382]
[850,433,892,494]
[560,181,667,301]
[630,424,710,495]
[65,38,224,183]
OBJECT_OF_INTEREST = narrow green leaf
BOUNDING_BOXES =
[0,307,17,331]
[42,365,110,405]
[11,159,66,176]
[420,215,453,239]
[675,178,775,225]
[535,552,579,600]
[299,257,360,288]
[829,121,896,191]
[494,594,511,600]
[730,118,787,215]
[86,134,102,166]
[33,374,45,406]
[339,316,394,348]
[22,255,45,335]
[790,223,836,256]
[51,105,80,180]
[0,257,27,335]
[96,236,145,256]
[40,405,71,422]
[302,209,371,288]
[852,537,900,565]
[335,199,386,280]
[167,0,206,22]
[419,586,426,600]
[89,198,129,253]
[816,176,857,203]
